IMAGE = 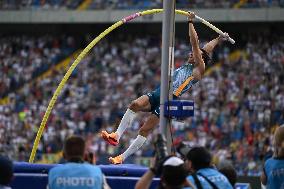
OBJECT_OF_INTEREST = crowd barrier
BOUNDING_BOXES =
[11,163,255,189]
[12,163,159,189]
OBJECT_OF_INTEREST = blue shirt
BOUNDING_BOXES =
[0,185,12,189]
[172,63,197,97]
[264,157,284,189]
[48,163,103,189]
[186,168,233,189]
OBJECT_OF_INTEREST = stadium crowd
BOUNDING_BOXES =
[0,35,75,98]
[0,0,283,10]
[0,33,283,177]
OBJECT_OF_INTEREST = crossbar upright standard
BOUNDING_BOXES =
[159,0,176,153]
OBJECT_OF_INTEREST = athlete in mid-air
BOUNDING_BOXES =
[101,12,230,164]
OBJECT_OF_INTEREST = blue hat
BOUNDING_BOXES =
[0,155,13,185]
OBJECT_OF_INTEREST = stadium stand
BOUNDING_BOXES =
[0,32,283,178]
[0,0,283,10]
[0,35,76,98]
[0,1,284,189]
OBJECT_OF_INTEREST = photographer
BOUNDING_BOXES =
[48,135,110,189]
[135,134,195,189]
[0,155,13,189]
[217,160,237,187]
[135,156,194,189]
[185,147,233,189]
[261,125,284,188]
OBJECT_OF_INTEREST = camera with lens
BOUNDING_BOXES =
[177,141,194,159]
[154,133,169,161]
[151,133,169,175]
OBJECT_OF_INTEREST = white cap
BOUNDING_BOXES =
[163,156,184,166]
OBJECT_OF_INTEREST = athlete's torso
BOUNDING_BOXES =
[172,63,197,96]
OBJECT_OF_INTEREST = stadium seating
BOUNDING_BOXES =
[1,34,283,177]
[1,0,283,10]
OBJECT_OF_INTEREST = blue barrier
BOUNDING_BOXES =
[14,162,148,176]
[235,183,251,189]
[12,163,160,189]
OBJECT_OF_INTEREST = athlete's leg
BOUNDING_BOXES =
[109,114,159,164]
[138,114,159,137]
[115,95,151,140]
[128,95,151,112]
[101,95,151,146]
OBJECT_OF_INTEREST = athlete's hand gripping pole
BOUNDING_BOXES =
[188,12,235,44]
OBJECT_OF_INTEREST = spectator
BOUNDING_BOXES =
[186,147,233,189]
[48,135,110,189]
[0,155,13,189]
[261,124,284,188]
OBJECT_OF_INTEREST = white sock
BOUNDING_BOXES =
[115,109,136,141]
[121,135,147,161]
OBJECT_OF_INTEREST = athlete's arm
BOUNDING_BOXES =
[188,12,205,81]
[135,169,155,189]
[261,168,267,185]
[202,33,229,54]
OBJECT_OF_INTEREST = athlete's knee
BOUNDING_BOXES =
[138,129,149,137]
[138,127,153,137]
[129,100,139,112]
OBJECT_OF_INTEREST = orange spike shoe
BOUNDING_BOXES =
[109,155,123,165]
[101,131,119,146]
